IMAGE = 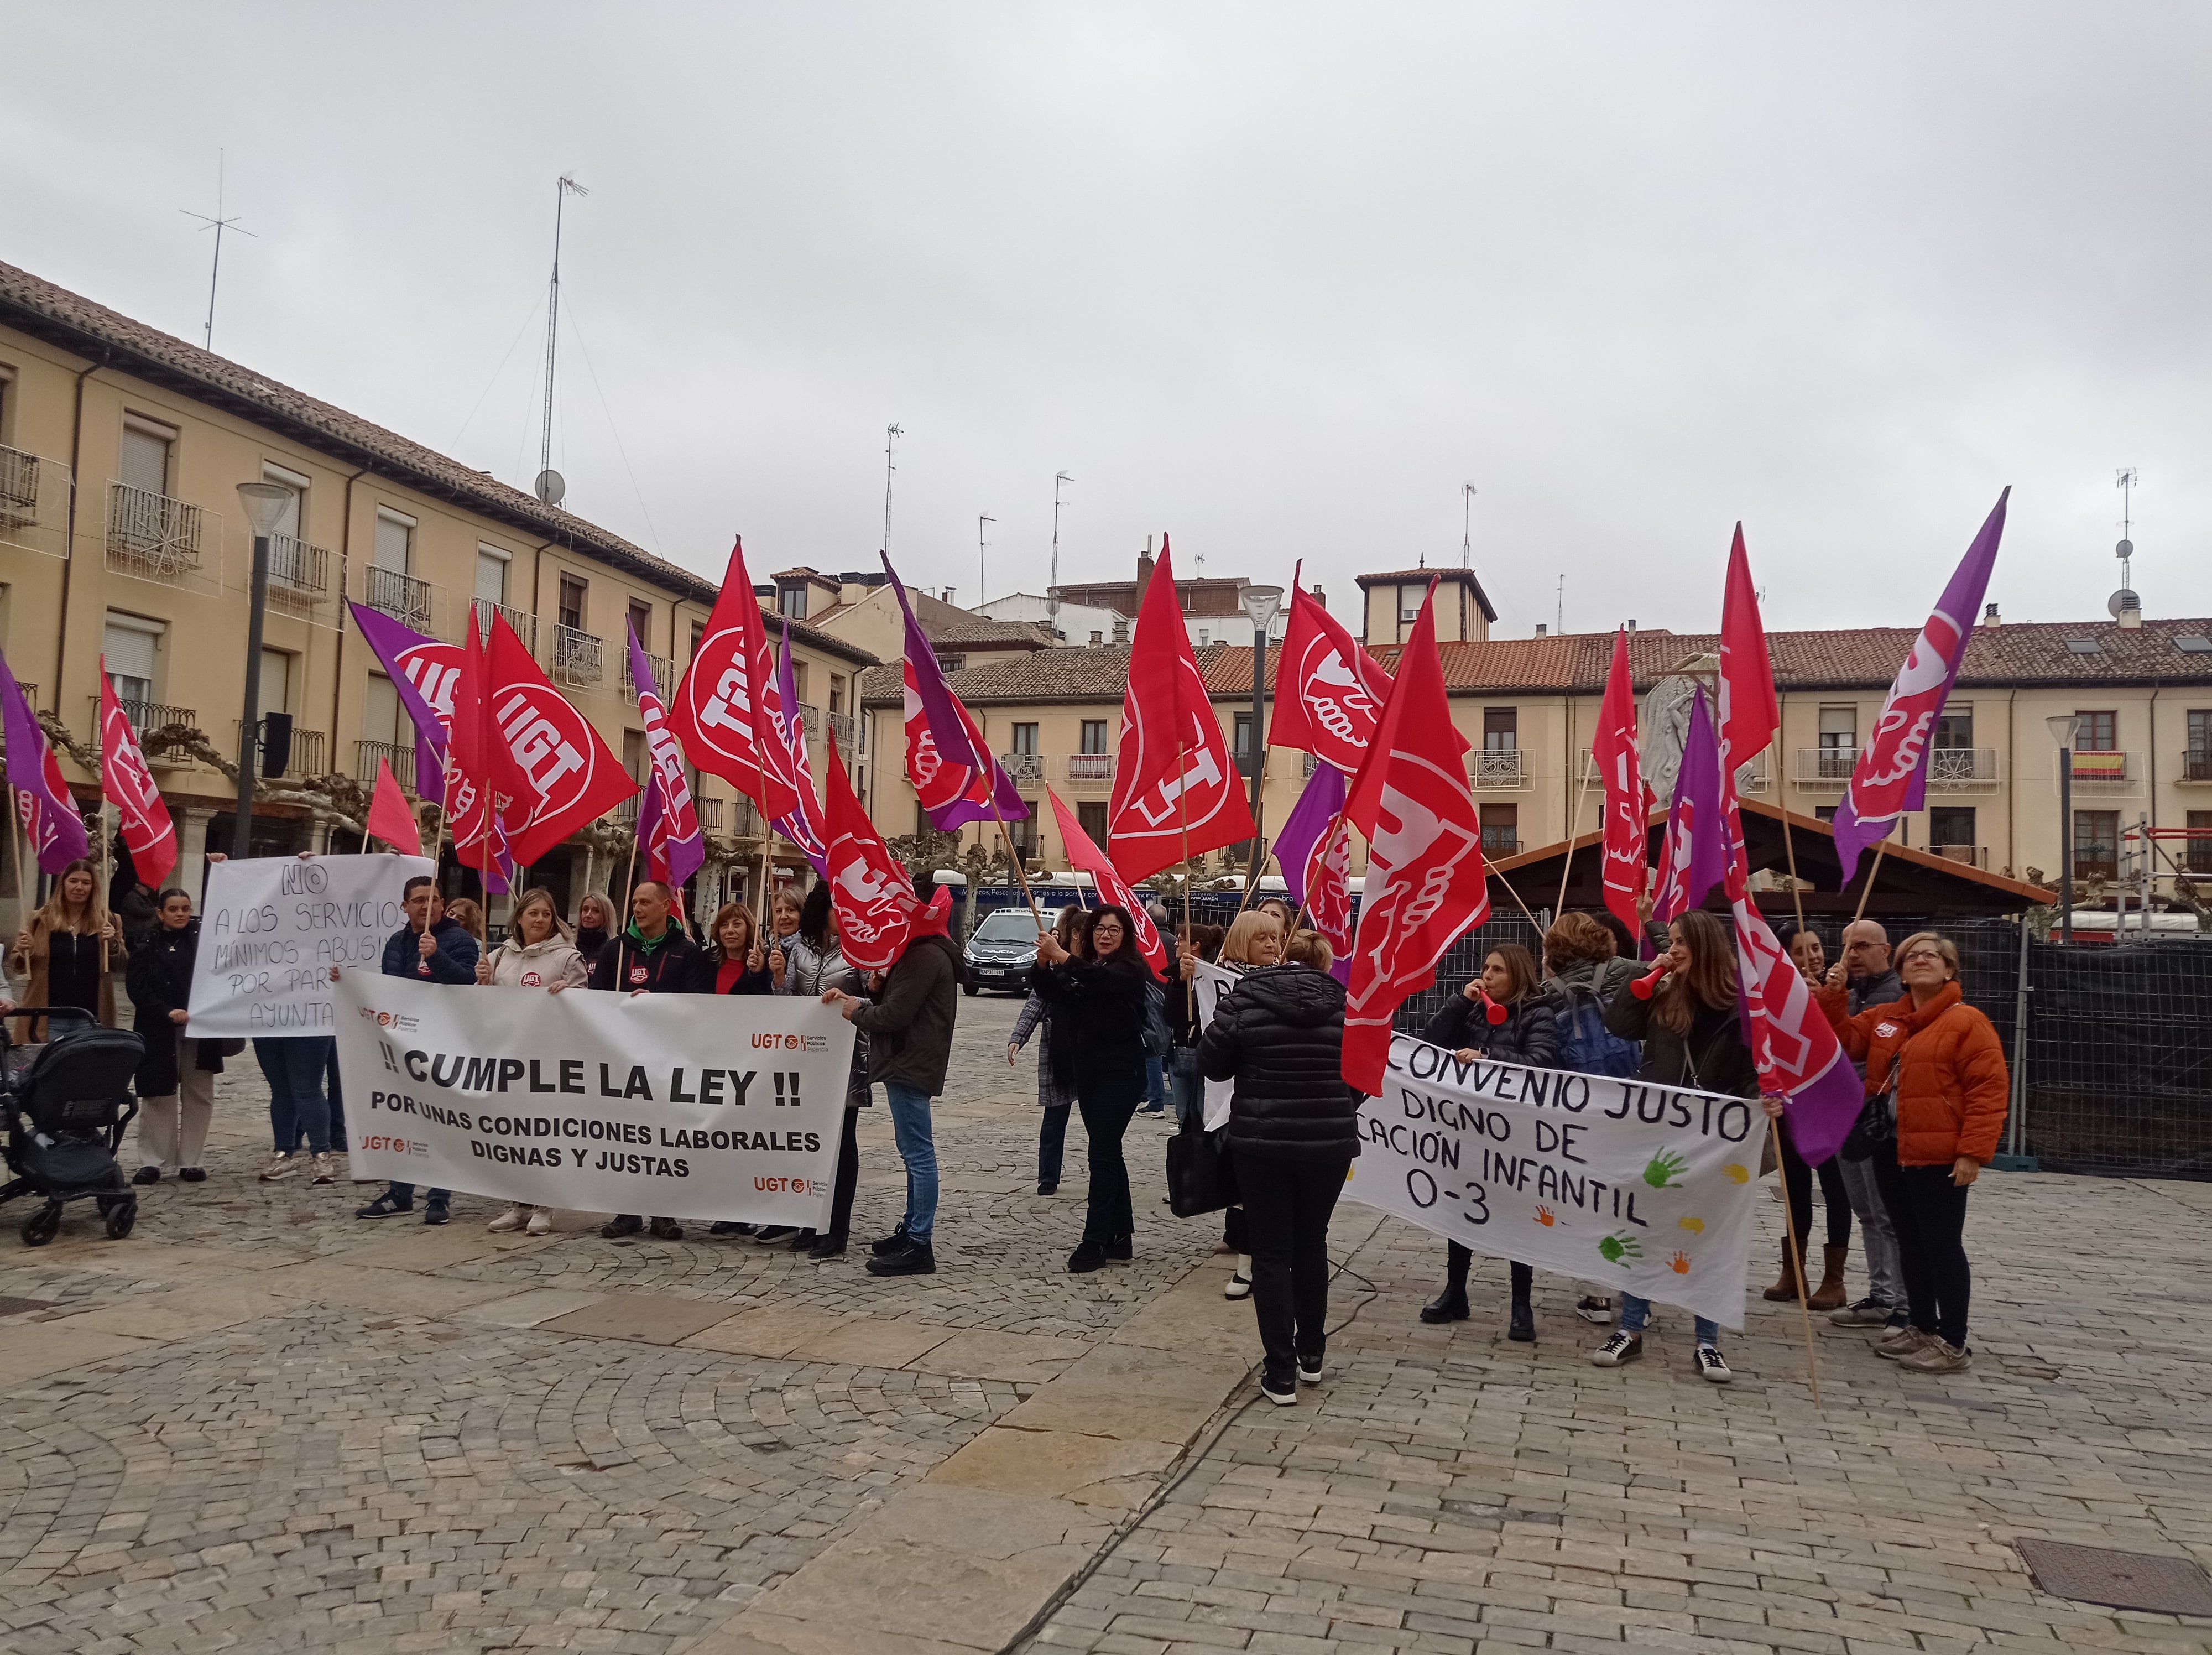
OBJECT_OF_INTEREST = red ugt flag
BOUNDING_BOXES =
[1105,535,1256,883]
[1047,787,1168,975]
[442,610,500,866]
[364,758,423,856]
[486,614,638,866]
[1340,583,1489,1094]
[823,732,925,974]
[1593,627,1651,935]
[667,537,801,823]
[1268,573,1395,776]
[98,663,176,889]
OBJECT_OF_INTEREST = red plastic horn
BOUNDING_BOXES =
[1629,961,1671,1001]
[1477,988,1509,1025]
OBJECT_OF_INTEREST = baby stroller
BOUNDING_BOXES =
[0,1007,146,1246]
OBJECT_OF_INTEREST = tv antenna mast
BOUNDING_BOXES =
[1047,472,1072,629]
[537,175,588,507]
[977,514,995,606]
[2111,466,2141,617]
[1462,482,1477,569]
[180,150,255,352]
[881,423,904,553]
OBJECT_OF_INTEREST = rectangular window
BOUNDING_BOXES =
[1399,585,1421,624]
[829,674,846,716]
[475,548,509,605]
[2073,810,2119,881]
[1928,806,1975,856]
[2074,710,2116,751]
[1233,712,1255,757]
[1078,800,1109,844]
[1011,722,1039,757]
[1079,719,1108,755]
[622,728,648,784]
[1483,707,1517,751]
[1814,805,1838,824]
[119,418,173,495]
[778,584,807,619]
[258,648,291,722]
[1817,705,1856,779]
[362,673,402,747]
[1479,803,1517,856]
[690,621,706,669]
[1009,813,1039,858]
[791,662,808,704]
[2188,811,2212,875]
[102,612,162,708]
[627,598,653,652]
[2189,711,2212,782]
[916,803,935,838]
[1933,703,1973,749]
[373,510,413,575]
[260,468,305,539]
[557,574,586,631]
[1197,627,1209,647]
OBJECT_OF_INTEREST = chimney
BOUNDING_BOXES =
[1984,601,2001,627]
[2117,595,2143,630]
[1136,541,1156,610]
[1534,623,1547,637]
[1626,619,1637,633]
[942,587,956,605]
[1311,584,1326,611]
[1089,629,1103,647]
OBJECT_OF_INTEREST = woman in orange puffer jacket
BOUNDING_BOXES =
[1817,930,2008,1375]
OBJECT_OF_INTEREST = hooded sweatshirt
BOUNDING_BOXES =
[484,933,589,991]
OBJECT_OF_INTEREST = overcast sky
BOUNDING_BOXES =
[6,4,2208,636]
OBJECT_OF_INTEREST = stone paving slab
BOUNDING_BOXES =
[534,1290,746,1344]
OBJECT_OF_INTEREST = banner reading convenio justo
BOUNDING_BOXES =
[332,971,857,1228]
[1344,1034,1761,1327]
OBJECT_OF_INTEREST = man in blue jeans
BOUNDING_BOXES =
[254,1035,338,1184]
[822,908,960,1277]
[351,876,478,1224]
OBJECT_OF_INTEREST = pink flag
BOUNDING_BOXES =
[771,621,828,877]
[1047,787,1168,975]
[667,537,802,823]
[364,758,422,857]
[98,663,176,889]
[824,732,925,974]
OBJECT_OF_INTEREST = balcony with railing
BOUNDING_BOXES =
[355,740,416,788]
[826,710,855,749]
[1926,747,2000,792]
[230,723,326,779]
[1065,753,1114,783]
[0,444,42,529]
[1480,827,1519,857]
[1470,748,1526,790]
[1793,747,1856,788]
[2180,747,2212,785]
[999,752,1045,783]
[363,564,435,632]
[794,701,822,736]
[1928,844,1988,869]
[111,699,198,735]
[552,623,604,688]
[695,797,723,831]
[473,598,536,652]
[106,482,204,580]
[264,534,331,612]
[615,794,641,826]
[2064,751,2142,797]
[621,646,672,702]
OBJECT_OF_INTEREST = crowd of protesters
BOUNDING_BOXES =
[7,841,2008,1389]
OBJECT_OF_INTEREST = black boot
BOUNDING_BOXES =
[870,1223,910,1257]
[1420,1282,1470,1324]
[867,1236,936,1276]
[1508,1298,1535,1342]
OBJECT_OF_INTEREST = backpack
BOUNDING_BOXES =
[1554,984,1641,1079]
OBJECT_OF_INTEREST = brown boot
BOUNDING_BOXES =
[1761,1238,1802,1301]
[1806,1243,1849,1311]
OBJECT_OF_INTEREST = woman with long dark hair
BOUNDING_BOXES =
[1010,905,1089,1196]
[9,858,125,1024]
[127,887,225,1185]
[1032,902,1159,1272]
[706,902,776,996]
[1588,909,1761,1383]
[1416,942,1558,1340]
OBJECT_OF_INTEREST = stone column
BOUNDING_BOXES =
[178,808,218,904]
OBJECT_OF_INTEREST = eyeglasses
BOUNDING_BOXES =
[1900,949,1947,965]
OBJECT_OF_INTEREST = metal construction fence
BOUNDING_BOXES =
[953,880,2212,1180]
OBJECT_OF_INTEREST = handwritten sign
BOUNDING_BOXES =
[185,853,434,1037]
[1344,1033,1761,1327]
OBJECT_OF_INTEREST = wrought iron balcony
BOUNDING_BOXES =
[354,740,416,787]
[113,699,197,734]
[106,482,204,580]
[794,701,822,736]
[552,624,604,688]
[1480,828,1519,857]
[0,444,41,529]
[1793,747,1856,787]
[695,797,724,830]
[2179,747,2212,784]
[237,725,326,779]
[622,646,672,701]
[363,564,435,633]
[266,534,330,597]
[1065,753,1114,782]
[615,795,641,826]
[1470,748,1525,789]
[473,598,536,651]
[826,710,855,749]
[999,752,1045,783]
[1926,747,1999,791]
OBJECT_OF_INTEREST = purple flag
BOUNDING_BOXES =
[0,649,88,873]
[882,553,1027,830]
[347,601,461,806]
[626,622,704,893]
[1275,759,1345,910]
[1831,490,2008,884]
[1651,688,1728,925]
[770,624,828,876]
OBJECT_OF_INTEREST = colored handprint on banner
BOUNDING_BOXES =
[1533,1205,1557,1227]
[1596,1232,1642,1268]
[1642,1149,1688,1189]
[1669,1251,1691,1274]
[1678,1215,1704,1235]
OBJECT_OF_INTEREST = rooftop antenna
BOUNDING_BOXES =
[179,150,255,352]
[538,174,588,507]
[1556,573,1564,635]
[2111,466,2141,618]
[1047,472,1072,628]
[882,423,904,554]
[1462,482,1477,569]
[977,513,994,606]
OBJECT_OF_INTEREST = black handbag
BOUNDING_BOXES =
[1840,1036,1908,1162]
[1166,1121,1234,1217]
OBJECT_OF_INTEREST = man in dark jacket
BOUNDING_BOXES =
[591,879,708,1240]
[823,917,959,1277]
[1825,920,1906,1330]
[1199,957,1359,1402]
[356,876,479,1223]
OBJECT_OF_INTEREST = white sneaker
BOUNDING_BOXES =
[1297,1357,1324,1385]
[1694,1344,1734,1385]
[526,1209,554,1236]
[1223,1254,1253,1300]
[1574,1295,1615,1325]
[1587,1331,1644,1367]
[259,1153,298,1182]
[1261,1376,1297,1406]
[310,1153,335,1185]
[487,1206,525,1233]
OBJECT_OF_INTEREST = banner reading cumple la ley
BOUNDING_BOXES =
[1345,1034,1762,1328]
[333,972,857,1229]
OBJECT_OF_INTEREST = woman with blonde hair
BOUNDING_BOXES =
[1202,909,1282,1298]
[443,897,487,946]
[476,887,588,1235]
[574,893,615,970]
[9,858,124,1024]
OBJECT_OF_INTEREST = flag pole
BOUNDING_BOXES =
[1554,766,1593,919]
[1177,741,1195,1017]
[1850,839,1889,926]
[1768,1112,1824,1408]
[1490,864,1543,931]
[1771,738,1807,936]
[989,798,1045,928]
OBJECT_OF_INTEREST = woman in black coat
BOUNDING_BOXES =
[1032,903,1158,1274]
[1416,943,1561,1340]
[1199,930,1360,1404]
[126,888,226,1185]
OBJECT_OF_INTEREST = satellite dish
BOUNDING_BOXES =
[1639,674,1703,803]
[534,469,567,507]
[2115,538,2134,560]
[2108,588,2140,618]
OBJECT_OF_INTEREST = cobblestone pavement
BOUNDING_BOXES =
[1024,1175,2212,1655]
[6,984,2212,1655]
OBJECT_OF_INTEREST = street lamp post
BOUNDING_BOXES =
[232,482,292,857]
[2046,714,2084,943]
[1237,584,1285,871]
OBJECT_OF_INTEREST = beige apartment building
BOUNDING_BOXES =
[0,260,877,925]
[862,598,2212,904]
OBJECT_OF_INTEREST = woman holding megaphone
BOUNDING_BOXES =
[1416,943,1558,1340]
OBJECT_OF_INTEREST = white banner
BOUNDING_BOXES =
[186,853,436,1038]
[1344,1034,1762,1328]
[1191,959,1238,1131]
[332,972,856,1227]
